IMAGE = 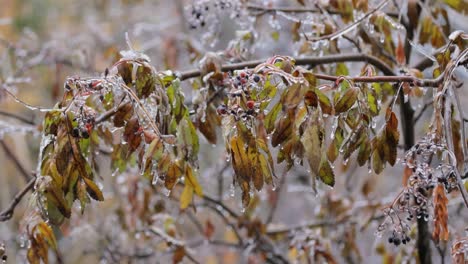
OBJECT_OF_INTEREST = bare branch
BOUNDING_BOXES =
[0,176,35,222]
[306,0,390,42]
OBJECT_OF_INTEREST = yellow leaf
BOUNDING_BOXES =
[180,184,194,210]
[185,165,203,197]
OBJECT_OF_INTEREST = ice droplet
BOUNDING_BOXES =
[379,35,385,43]
[162,187,171,197]
[229,183,235,197]
[152,172,159,185]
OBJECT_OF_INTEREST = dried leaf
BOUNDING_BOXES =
[433,184,449,243]
[396,35,406,65]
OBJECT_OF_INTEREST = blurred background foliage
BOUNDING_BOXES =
[0,0,467,263]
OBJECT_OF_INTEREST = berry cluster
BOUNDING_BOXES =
[71,106,96,139]
[187,1,241,30]
[216,71,263,120]
[388,231,411,246]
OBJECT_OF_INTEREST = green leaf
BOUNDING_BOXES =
[315,88,333,115]
[318,156,335,186]
[335,62,349,76]
[265,102,282,134]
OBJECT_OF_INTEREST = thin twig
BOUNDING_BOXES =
[265,170,287,225]
[413,100,433,123]
[306,0,390,42]
[0,110,35,125]
[246,3,398,17]
[0,176,35,221]
[0,140,32,182]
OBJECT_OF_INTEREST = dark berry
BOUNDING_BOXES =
[253,75,260,82]
[200,21,205,27]
[72,127,80,137]
[388,237,393,243]
[81,129,90,139]
[394,238,401,246]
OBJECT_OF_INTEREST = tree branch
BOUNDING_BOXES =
[0,176,35,222]
[246,3,398,18]
[178,53,397,80]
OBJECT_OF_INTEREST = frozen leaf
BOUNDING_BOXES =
[113,103,133,127]
[185,165,203,196]
[301,110,324,181]
[384,111,399,166]
[335,87,358,114]
[271,110,293,147]
[319,156,335,186]
[165,161,183,190]
[281,83,305,110]
[396,35,406,65]
[180,183,193,210]
[316,88,333,115]
[265,102,282,134]
[357,138,371,166]
[433,184,449,242]
[82,177,104,201]
[304,89,318,107]
[123,117,142,153]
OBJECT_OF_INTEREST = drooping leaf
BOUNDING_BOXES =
[265,102,282,134]
[301,110,324,181]
[335,87,359,114]
[318,155,335,186]
[82,177,104,201]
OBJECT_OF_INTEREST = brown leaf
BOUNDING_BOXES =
[396,35,406,65]
[433,184,449,243]
[173,246,186,264]
[304,89,318,107]
[301,110,324,180]
[113,103,133,127]
[271,110,293,147]
[123,117,142,153]
[204,220,215,239]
